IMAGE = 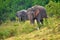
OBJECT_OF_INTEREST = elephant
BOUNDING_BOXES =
[27,5,48,29]
[16,10,28,22]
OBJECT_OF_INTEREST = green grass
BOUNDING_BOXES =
[0,17,60,40]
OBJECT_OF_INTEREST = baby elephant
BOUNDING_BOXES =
[16,10,28,22]
[27,5,48,29]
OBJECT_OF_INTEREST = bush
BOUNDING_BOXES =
[45,1,60,17]
[0,21,35,40]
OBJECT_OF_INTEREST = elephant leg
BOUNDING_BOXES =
[36,18,41,30]
[19,17,21,22]
[29,14,35,24]
[19,17,25,22]
[30,18,35,24]
[40,19,43,25]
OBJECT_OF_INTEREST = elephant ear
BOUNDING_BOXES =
[35,9,40,17]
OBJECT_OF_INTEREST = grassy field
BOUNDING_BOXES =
[0,17,60,40]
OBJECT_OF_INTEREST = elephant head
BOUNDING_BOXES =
[27,5,48,29]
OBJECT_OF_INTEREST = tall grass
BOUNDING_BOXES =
[0,17,60,40]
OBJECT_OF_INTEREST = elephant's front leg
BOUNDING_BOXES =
[36,18,41,30]
[18,17,21,22]
[30,18,35,25]
[29,14,35,24]
[40,19,43,25]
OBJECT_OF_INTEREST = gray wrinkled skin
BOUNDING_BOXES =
[16,10,28,22]
[27,5,48,29]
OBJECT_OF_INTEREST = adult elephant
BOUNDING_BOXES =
[27,5,48,29]
[16,10,28,22]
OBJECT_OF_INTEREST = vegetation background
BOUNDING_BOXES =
[0,0,60,40]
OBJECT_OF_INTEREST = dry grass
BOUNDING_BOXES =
[0,17,60,40]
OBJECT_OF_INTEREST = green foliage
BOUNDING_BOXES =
[45,1,60,17]
[0,17,60,40]
[0,26,18,39]
[0,21,36,39]
[0,0,60,40]
[0,0,49,23]
[0,0,60,23]
[51,0,60,2]
[32,0,49,6]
